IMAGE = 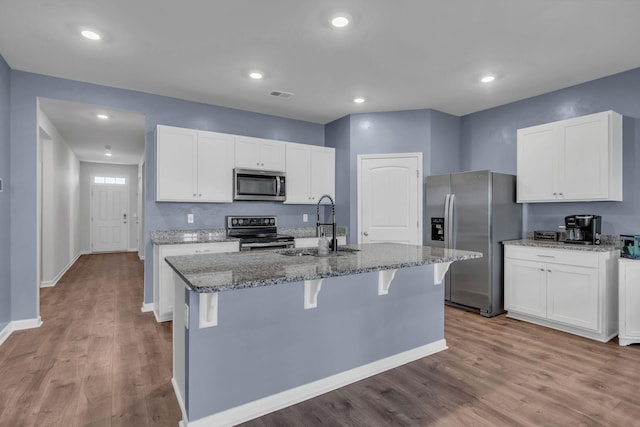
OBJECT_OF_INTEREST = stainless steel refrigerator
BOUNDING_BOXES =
[426,170,522,317]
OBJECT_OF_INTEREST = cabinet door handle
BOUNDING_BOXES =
[547,269,551,272]
[537,255,555,258]
[553,192,557,196]
[195,249,212,253]
[540,268,545,271]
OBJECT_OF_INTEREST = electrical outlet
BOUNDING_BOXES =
[303,214,308,222]
[187,213,194,224]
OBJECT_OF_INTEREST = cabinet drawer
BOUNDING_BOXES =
[505,245,598,268]
[159,241,239,257]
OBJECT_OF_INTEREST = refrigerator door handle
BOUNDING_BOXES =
[448,194,455,249]
[444,194,451,249]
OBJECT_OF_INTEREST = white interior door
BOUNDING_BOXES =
[91,183,129,252]
[358,153,422,245]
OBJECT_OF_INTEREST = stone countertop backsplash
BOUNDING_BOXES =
[164,243,482,293]
[503,234,619,253]
[150,226,348,245]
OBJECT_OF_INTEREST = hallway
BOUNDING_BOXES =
[0,253,181,426]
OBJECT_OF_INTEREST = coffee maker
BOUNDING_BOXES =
[564,214,601,245]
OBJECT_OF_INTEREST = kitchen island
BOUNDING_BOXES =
[165,243,482,427]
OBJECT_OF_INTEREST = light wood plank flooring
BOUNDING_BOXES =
[1,253,639,426]
[0,253,181,427]
[246,308,640,427]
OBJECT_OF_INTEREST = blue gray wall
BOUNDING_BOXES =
[9,70,324,319]
[5,55,640,323]
[184,265,444,420]
[0,55,10,329]
[326,109,462,243]
[461,68,640,235]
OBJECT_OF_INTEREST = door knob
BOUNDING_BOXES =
[363,231,369,236]
[123,213,128,224]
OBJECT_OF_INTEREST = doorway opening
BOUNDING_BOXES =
[35,98,145,308]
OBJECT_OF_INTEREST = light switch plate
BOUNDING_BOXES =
[187,213,194,224]
[303,214,308,222]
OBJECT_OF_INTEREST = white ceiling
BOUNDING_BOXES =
[39,98,145,165]
[2,0,640,127]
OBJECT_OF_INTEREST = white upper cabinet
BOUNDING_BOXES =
[156,125,234,202]
[284,143,335,204]
[235,136,286,171]
[517,111,622,202]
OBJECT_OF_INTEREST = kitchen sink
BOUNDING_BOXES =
[278,247,359,257]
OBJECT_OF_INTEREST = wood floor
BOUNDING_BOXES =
[1,253,639,426]
[0,253,181,427]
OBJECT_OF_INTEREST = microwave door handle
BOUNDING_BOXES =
[276,177,281,196]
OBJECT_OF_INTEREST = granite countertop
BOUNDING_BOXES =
[151,226,347,245]
[150,229,236,244]
[503,239,617,252]
[165,243,482,293]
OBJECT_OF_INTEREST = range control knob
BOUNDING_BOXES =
[231,219,237,225]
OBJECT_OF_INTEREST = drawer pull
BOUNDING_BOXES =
[195,249,212,253]
[537,255,555,258]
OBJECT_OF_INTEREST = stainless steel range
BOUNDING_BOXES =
[226,216,295,251]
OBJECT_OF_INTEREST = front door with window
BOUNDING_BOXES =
[91,177,129,252]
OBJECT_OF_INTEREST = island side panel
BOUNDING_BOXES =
[183,264,444,421]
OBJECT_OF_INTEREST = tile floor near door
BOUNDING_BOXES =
[1,253,639,426]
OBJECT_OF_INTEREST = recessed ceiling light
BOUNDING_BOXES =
[97,114,109,119]
[353,97,365,104]
[331,16,350,28]
[249,71,263,80]
[105,145,112,157]
[480,75,496,83]
[81,29,102,41]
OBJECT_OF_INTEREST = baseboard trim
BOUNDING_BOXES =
[40,253,81,288]
[0,317,43,347]
[128,248,138,253]
[0,323,11,347]
[172,377,188,425]
[185,339,448,427]
[140,303,154,313]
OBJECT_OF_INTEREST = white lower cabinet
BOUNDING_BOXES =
[619,259,640,346]
[153,241,239,322]
[504,245,617,342]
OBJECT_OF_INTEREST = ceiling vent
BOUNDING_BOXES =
[269,90,294,99]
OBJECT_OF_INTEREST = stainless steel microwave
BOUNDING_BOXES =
[233,168,286,201]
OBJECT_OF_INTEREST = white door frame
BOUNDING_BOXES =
[357,152,423,245]
[90,176,130,253]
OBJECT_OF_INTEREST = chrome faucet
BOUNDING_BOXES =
[316,194,338,252]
